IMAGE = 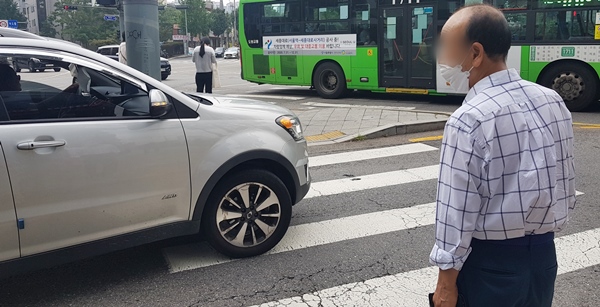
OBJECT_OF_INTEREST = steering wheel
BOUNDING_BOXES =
[90,87,109,101]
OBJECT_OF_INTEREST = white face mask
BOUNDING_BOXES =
[439,55,473,92]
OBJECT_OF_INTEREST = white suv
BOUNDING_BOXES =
[0,37,310,277]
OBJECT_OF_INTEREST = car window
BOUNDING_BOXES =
[0,56,150,122]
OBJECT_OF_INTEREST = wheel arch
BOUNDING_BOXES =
[536,59,600,89]
[191,150,299,222]
[311,59,343,86]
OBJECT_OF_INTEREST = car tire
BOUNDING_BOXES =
[538,62,599,112]
[40,69,46,72]
[161,74,168,80]
[54,68,61,72]
[202,169,292,258]
[28,61,36,73]
[313,62,347,99]
[13,62,21,72]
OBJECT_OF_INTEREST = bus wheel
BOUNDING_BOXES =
[538,62,599,112]
[313,62,347,99]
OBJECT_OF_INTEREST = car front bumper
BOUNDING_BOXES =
[161,64,171,76]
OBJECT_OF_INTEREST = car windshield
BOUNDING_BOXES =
[226,48,238,52]
[215,47,224,52]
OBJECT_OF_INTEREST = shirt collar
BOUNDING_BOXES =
[464,68,521,103]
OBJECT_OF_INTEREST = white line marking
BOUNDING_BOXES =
[226,94,305,101]
[310,143,438,167]
[250,226,600,307]
[305,165,439,199]
[302,101,417,111]
[163,203,436,273]
[163,190,584,273]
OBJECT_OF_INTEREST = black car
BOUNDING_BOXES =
[215,47,224,58]
[12,57,61,72]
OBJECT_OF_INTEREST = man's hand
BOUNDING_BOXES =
[433,268,459,307]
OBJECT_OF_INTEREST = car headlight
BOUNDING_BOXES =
[276,115,304,141]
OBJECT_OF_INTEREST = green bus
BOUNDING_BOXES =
[238,0,600,111]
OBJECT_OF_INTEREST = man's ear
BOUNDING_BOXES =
[472,42,485,68]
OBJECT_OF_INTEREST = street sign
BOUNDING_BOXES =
[104,15,118,21]
[8,20,18,29]
[172,34,190,41]
[596,12,600,25]
[0,20,8,28]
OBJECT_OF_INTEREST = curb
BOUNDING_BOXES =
[307,119,448,147]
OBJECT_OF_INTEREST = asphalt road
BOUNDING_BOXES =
[3,56,599,307]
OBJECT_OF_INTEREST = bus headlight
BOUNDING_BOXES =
[276,115,304,141]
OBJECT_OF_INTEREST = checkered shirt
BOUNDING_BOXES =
[429,69,576,271]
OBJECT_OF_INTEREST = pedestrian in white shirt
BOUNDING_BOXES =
[192,37,217,93]
[430,4,575,307]
[118,33,127,65]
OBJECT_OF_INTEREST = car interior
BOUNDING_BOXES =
[0,55,151,121]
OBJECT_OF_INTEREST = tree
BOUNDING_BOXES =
[48,0,118,49]
[159,7,181,42]
[180,0,209,38]
[39,20,57,37]
[210,8,228,37]
[0,0,27,26]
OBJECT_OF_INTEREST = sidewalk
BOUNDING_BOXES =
[293,104,451,145]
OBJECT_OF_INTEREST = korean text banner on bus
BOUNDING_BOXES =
[263,34,357,56]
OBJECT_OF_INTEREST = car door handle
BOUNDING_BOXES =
[17,140,66,150]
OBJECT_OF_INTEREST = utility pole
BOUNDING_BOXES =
[123,0,161,80]
[184,7,189,55]
[233,0,236,45]
[118,4,124,41]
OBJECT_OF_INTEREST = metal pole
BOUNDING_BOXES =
[184,9,189,55]
[118,3,125,42]
[123,0,161,80]
[233,0,236,45]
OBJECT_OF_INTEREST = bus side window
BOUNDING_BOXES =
[243,3,262,48]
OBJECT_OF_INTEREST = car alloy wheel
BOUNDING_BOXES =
[216,182,281,248]
[202,169,292,258]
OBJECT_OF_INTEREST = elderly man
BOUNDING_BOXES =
[430,4,575,307]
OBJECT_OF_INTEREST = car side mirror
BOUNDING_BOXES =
[149,89,172,118]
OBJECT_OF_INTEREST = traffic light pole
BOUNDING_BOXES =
[119,5,125,41]
[123,0,161,80]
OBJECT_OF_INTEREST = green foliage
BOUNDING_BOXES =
[48,0,118,49]
[179,0,209,38]
[159,7,181,42]
[161,41,185,57]
[0,0,27,24]
[39,20,57,37]
[210,8,228,37]
[89,38,118,51]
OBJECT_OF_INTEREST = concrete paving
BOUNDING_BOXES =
[294,105,450,145]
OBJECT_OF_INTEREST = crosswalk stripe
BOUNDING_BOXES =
[163,203,436,273]
[163,189,584,273]
[162,142,586,277]
[226,94,305,101]
[310,143,438,167]
[250,226,600,307]
[306,165,439,199]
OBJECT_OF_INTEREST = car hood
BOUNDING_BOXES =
[186,93,293,114]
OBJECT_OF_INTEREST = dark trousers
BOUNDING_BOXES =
[195,72,213,93]
[457,233,557,307]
